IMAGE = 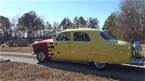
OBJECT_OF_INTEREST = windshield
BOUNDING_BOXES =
[100,32,114,40]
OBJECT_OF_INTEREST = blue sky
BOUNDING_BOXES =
[0,0,121,28]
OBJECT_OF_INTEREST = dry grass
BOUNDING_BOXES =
[0,47,32,53]
[0,62,119,81]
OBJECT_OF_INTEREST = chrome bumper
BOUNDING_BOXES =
[131,57,145,65]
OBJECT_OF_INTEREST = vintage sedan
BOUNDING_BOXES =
[32,28,145,70]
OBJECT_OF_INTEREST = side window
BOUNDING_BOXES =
[73,32,90,41]
[56,32,70,41]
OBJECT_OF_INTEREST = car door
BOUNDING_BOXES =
[70,32,91,62]
[53,32,71,60]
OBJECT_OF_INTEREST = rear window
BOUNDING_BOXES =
[100,32,114,40]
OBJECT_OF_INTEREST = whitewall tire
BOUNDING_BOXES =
[94,62,107,70]
[37,51,47,63]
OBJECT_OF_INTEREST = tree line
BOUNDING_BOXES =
[0,11,99,43]
[0,0,145,43]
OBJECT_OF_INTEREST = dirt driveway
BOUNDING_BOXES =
[0,47,32,53]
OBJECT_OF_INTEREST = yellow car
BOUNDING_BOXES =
[32,28,145,70]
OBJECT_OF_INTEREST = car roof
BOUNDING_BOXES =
[63,28,99,32]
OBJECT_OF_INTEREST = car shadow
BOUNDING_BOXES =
[38,61,145,81]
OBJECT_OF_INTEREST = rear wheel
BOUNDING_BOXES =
[93,62,107,70]
[36,51,47,63]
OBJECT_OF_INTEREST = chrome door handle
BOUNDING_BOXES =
[54,43,57,45]
[66,42,70,44]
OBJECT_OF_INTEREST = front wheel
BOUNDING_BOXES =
[93,62,107,70]
[36,51,47,63]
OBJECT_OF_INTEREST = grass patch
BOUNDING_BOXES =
[0,62,119,81]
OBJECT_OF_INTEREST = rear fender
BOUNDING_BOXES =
[88,54,113,64]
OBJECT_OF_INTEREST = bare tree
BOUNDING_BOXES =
[52,21,59,33]
[116,0,145,42]
[45,21,52,37]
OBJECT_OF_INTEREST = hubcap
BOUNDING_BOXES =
[94,62,106,69]
[38,52,45,61]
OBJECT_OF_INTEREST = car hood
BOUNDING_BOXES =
[33,39,53,44]
[40,39,53,43]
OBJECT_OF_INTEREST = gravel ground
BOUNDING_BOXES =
[0,62,119,81]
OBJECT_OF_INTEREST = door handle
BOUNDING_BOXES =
[66,42,70,44]
[54,43,57,45]
[57,51,60,54]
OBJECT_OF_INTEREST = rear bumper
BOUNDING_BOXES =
[131,57,145,65]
